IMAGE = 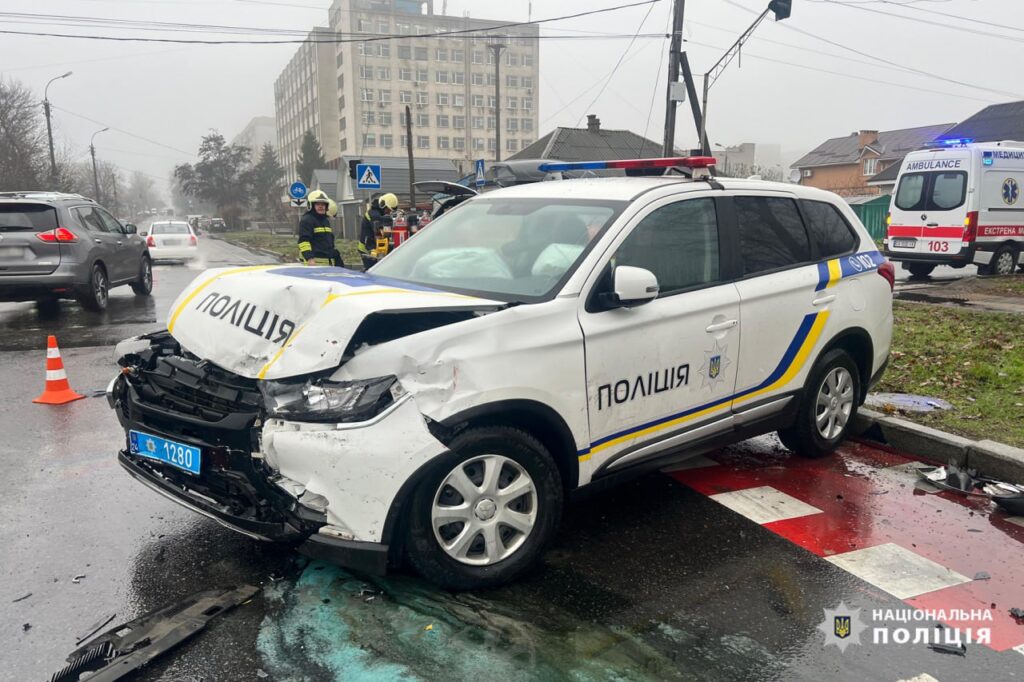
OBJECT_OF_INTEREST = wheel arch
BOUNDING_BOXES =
[820,327,874,403]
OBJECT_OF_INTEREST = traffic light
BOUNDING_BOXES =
[768,0,791,20]
[348,158,363,179]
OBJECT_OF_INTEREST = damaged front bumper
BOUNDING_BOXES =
[109,331,453,576]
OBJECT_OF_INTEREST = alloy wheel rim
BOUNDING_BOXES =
[95,269,108,306]
[996,252,1014,275]
[815,367,854,440]
[431,454,538,566]
[143,261,152,288]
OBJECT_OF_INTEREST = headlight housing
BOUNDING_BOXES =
[259,375,405,423]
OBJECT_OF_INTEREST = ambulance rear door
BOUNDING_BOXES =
[888,151,971,257]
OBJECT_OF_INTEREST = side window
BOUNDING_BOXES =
[96,208,123,233]
[734,196,810,276]
[614,198,719,295]
[73,207,109,233]
[802,200,858,258]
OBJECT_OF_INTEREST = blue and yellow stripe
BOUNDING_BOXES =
[815,250,885,291]
[577,310,831,462]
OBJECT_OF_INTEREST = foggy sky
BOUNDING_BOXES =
[3,0,1021,200]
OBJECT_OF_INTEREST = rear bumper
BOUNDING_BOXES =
[0,263,84,301]
[150,246,198,260]
[883,241,998,266]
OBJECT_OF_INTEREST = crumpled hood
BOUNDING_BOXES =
[166,265,502,380]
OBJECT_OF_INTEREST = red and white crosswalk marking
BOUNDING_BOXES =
[668,438,1024,652]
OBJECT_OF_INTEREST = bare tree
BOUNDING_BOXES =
[0,78,47,190]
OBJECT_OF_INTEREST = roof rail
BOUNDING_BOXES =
[0,191,91,201]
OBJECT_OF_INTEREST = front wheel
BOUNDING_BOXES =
[130,256,153,296]
[778,348,860,459]
[404,426,563,590]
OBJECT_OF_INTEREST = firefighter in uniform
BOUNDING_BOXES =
[359,192,398,260]
[297,190,341,265]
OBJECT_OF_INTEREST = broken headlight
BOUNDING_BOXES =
[258,376,405,423]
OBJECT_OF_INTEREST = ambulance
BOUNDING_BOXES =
[885,139,1024,277]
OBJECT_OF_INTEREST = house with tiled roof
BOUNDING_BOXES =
[791,124,953,197]
[509,115,665,162]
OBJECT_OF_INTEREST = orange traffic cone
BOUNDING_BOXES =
[32,335,85,405]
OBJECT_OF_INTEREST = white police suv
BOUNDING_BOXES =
[109,157,893,589]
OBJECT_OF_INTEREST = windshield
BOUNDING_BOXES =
[895,171,967,212]
[153,222,190,234]
[371,198,623,301]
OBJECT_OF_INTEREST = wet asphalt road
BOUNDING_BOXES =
[2,237,1021,681]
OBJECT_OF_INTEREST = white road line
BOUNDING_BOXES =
[709,485,823,525]
[825,543,971,599]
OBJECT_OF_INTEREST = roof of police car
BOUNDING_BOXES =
[480,176,838,202]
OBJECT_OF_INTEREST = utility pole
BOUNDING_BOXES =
[699,1,791,155]
[662,0,685,156]
[112,174,119,216]
[90,127,109,204]
[405,104,416,211]
[43,71,72,185]
[488,41,506,162]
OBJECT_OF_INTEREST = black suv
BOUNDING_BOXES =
[0,191,152,311]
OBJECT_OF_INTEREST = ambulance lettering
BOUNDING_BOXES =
[597,364,690,410]
[905,159,963,171]
[194,292,296,344]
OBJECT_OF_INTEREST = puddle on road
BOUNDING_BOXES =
[256,561,780,681]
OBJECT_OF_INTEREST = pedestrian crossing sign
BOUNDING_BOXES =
[356,163,382,190]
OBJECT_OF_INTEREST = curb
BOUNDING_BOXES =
[852,408,1024,485]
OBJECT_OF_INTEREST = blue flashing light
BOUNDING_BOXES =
[940,137,974,146]
[539,160,609,172]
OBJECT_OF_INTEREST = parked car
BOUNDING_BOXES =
[0,191,151,312]
[209,218,226,232]
[109,157,894,589]
[143,221,198,262]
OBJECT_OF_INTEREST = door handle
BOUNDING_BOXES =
[926,223,939,227]
[812,294,836,306]
[705,319,738,333]
[116,241,123,245]
[94,238,102,244]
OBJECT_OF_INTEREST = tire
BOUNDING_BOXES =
[906,263,935,279]
[130,256,153,296]
[76,264,109,312]
[990,245,1018,277]
[404,426,563,590]
[777,348,861,459]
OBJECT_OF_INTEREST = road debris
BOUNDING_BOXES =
[23,623,32,632]
[12,592,32,603]
[973,571,991,581]
[1010,607,1024,623]
[71,575,86,584]
[49,585,259,682]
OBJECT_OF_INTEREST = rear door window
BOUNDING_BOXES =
[0,204,58,232]
[734,196,811,275]
[74,207,111,233]
[895,171,967,211]
[801,200,858,257]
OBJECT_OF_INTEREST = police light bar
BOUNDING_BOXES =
[538,156,718,172]
[939,137,974,146]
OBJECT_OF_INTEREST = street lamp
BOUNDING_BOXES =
[43,71,73,185]
[698,0,790,155]
[90,127,110,203]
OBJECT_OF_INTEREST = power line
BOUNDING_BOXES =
[49,104,195,155]
[814,0,1024,41]
[0,47,188,73]
[723,0,1024,100]
[0,1,664,45]
[574,0,657,127]
[685,37,1000,105]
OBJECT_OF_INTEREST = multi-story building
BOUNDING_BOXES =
[327,0,538,171]
[231,116,277,161]
[274,27,343,182]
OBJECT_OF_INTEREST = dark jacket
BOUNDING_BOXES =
[297,209,336,263]
[360,205,391,251]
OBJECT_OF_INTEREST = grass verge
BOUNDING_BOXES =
[877,301,1024,447]
[220,231,361,267]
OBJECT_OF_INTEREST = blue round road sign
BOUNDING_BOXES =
[289,181,308,200]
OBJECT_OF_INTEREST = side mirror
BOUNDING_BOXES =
[608,266,659,307]
[124,223,137,234]
[139,231,148,237]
